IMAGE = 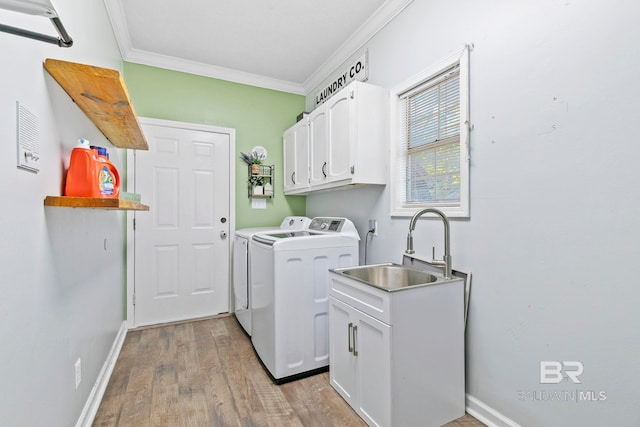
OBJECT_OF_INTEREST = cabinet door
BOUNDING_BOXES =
[294,122,310,190]
[309,106,328,186]
[283,120,309,193]
[355,309,391,427]
[283,126,297,193]
[326,88,353,183]
[329,297,357,405]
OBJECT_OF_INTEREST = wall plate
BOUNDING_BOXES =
[16,101,40,173]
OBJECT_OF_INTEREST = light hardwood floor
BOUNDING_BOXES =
[93,315,485,427]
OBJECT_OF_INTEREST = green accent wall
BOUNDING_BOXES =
[123,62,306,229]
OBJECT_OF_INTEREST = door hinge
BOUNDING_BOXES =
[132,293,136,305]
[133,218,136,230]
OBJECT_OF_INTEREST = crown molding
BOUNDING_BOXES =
[103,0,132,59]
[103,0,412,96]
[123,48,306,95]
[302,0,414,93]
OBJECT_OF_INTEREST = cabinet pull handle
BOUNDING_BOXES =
[348,322,354,353]
[353,325,358,356]
[322,161,327,178]
[291,171,296,184]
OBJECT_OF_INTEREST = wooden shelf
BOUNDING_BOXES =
[44,58,148,150]
[44,196,149,211]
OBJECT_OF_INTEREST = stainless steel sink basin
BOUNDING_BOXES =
[333,263,440,291]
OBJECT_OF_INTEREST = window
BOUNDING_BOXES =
[390,46,470,217]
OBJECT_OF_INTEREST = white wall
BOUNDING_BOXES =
[306,0,640,425]
[0,2,125,426]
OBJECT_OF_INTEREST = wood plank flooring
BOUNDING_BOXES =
[93,315,485,427]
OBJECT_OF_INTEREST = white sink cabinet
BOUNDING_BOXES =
[328,271,466,427]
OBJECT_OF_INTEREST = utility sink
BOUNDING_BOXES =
[332,263,441,291]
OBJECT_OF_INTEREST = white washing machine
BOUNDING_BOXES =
[233,216,311,335]
[250,217,360,383]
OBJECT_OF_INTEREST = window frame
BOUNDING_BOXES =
[389,46,470,218]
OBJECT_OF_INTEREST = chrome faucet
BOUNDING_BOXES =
[405,208,452,279]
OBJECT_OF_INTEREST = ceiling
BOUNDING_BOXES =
[104,0,412,95]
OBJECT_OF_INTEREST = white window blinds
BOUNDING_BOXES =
[399,66,461,206]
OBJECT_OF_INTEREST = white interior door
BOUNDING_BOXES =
[131,118,234,327]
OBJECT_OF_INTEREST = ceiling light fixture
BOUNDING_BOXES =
[0,0,72,47]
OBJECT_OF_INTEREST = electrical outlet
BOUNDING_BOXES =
[74,358,81,390]
[369,219,378,236]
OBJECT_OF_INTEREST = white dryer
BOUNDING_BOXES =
[250,217,360,383]
[233,216,311,335]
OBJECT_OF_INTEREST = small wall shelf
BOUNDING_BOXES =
[248,164,274,198]
[44,196,149,211]
[43,59,151,211]
[44,58,148,150]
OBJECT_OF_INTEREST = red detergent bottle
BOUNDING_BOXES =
[65,139,120,198]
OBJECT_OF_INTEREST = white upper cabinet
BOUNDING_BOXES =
[284,81,388,195]
[283,117,310,193]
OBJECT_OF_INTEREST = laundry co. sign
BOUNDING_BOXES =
[314,51,369,107]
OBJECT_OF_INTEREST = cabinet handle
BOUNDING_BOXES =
[353,325,358,356]
[291,171,296,185]
[348,322,354,353]
[322,161,327,178]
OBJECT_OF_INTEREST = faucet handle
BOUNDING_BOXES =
[431,246,445,265]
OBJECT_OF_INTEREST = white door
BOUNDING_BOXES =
[132,118,233,327]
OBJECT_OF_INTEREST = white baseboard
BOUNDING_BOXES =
[466,394,520,427]
[75,321,128,427]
